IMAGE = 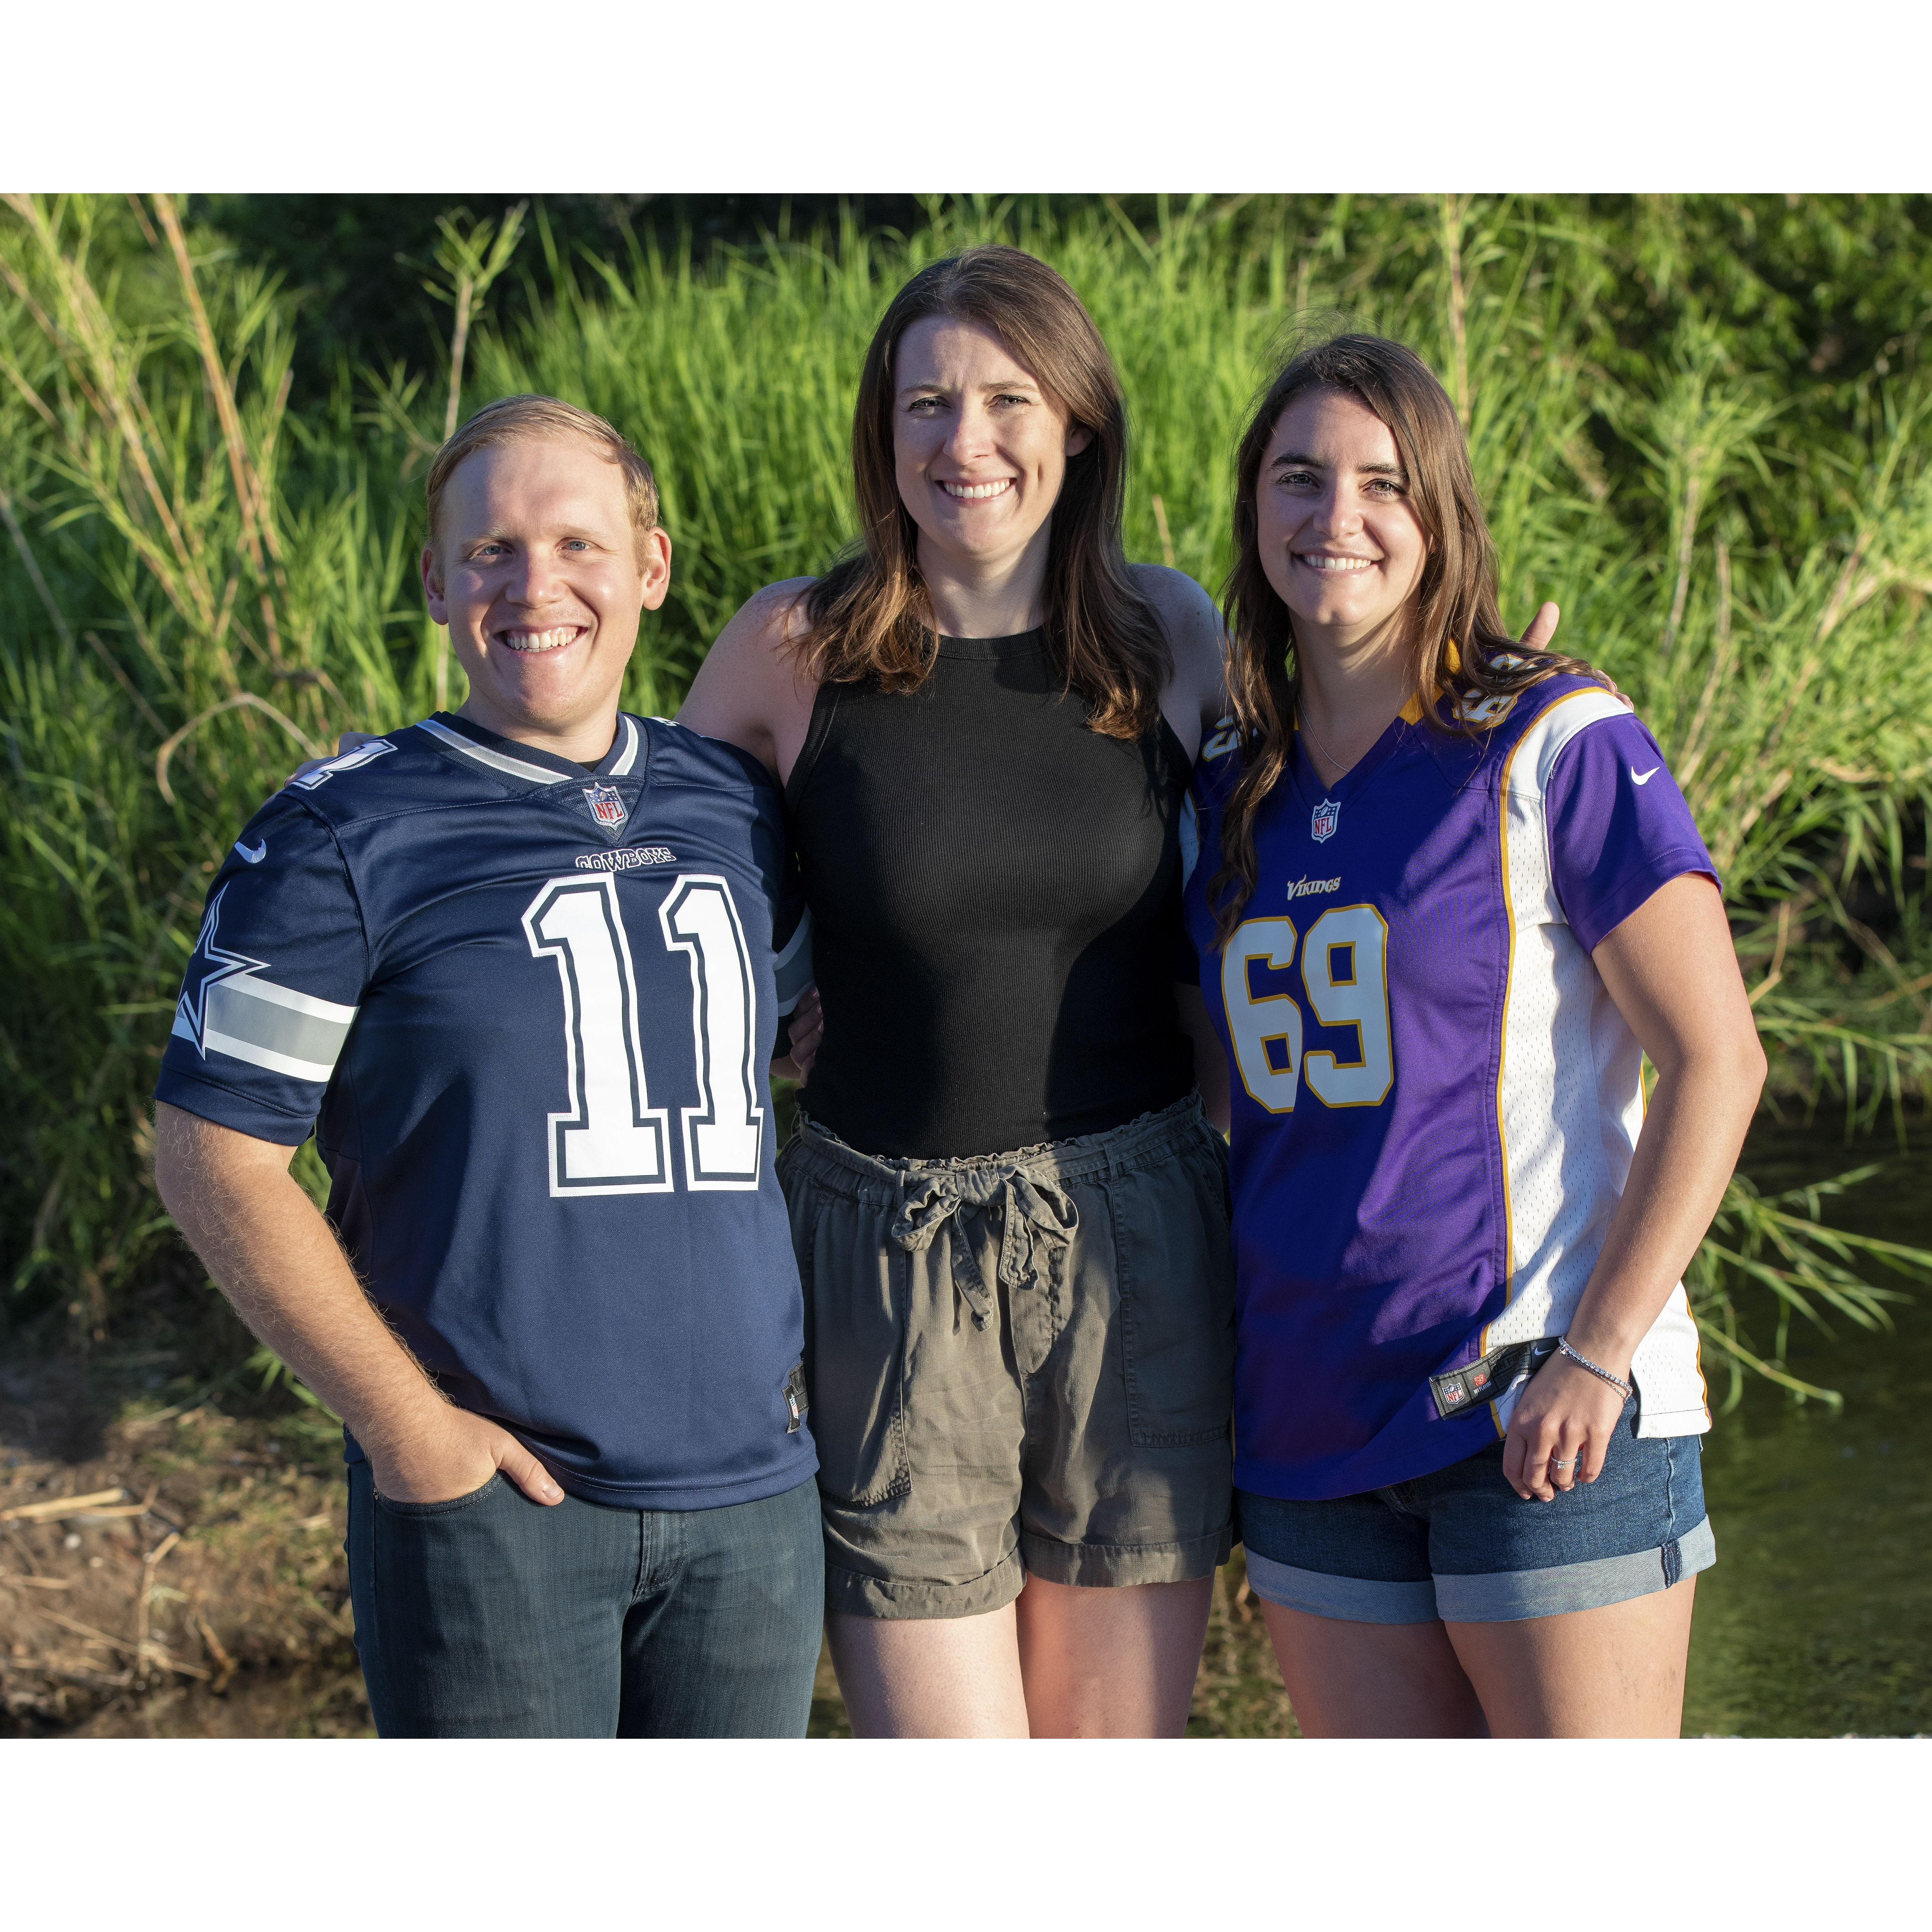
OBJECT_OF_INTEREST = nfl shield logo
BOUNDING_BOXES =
[583,782,628,832]
[1311,797,1341,844]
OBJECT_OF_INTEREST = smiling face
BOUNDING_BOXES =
[422,432,672,760]
[1256,386,1431,654]
[891,314,1092,581]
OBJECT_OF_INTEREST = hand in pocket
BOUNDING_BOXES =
[373,1406,564,1506]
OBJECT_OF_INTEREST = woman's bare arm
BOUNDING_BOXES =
[1133,564,1228,765]
[677,578,822,785]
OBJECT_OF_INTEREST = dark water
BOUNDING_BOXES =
[1683,1122,1932,1736]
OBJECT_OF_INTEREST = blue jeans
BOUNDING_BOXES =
[346,1461,824,1736]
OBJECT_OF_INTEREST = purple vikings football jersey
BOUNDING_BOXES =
[156,712,817,1510]
[1183,675,1719,1501]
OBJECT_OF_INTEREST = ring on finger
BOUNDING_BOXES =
[1549,1457,1574,1471]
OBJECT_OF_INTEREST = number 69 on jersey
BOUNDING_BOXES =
[1221,903,1394,1112]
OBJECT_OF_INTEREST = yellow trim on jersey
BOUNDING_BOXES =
[1395,642,1462,727]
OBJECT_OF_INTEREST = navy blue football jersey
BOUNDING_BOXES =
[156,711,818,1510]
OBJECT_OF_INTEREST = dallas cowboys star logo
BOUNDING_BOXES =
[175,884,268,1056]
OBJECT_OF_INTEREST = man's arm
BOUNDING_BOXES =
[153,1103,562,1507]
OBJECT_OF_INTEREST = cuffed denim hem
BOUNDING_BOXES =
[1019,1520,1233,1588]
[824,1545,1026,1621]
[1243,1551,1440,1624]
[1435,1515,1716,1623]
[1245,1518,1716,1626]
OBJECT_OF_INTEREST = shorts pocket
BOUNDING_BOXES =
[795,1185,911,1508]
[1112,1132,1237,1449]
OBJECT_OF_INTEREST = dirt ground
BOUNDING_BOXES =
[0,1352,370,1737]
[1,1350,1295,1738]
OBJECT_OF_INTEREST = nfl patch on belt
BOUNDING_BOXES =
[1430,1336,1561,1420]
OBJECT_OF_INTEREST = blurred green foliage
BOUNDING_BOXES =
[2,192,1930,1400]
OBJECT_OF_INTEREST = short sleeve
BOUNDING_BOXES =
[772,905,813,1021]
[154,795,370,1144]
[1544,711,1720,954]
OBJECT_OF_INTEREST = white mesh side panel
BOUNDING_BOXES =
[1630,1287,1710,1434]
[1488,689,1708,1436]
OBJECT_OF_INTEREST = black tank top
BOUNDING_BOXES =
[785,628,1196,1158]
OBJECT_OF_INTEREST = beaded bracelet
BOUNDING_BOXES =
[1558,1337,1633,1398]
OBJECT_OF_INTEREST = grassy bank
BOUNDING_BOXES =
[4,191,1932,1410]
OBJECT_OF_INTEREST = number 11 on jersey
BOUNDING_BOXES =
[523,873,765,1196]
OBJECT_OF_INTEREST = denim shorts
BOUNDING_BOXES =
[1236,1397,1715,1624]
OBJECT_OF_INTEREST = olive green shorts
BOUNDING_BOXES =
[777,1094,1235,1620]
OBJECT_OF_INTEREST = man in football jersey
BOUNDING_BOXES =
[153,395,825,1737]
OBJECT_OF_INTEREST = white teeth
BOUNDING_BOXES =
[500,626,581,652]
[1298,555,1375,573]
[939,479,1013,500]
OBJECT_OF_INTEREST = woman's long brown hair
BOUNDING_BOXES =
[1208,332,1607,948]
[796,246,1170,740]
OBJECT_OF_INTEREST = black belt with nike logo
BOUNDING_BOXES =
[1430,1336,1561,1420]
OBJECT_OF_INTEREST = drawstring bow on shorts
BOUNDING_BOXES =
[887,1165,1080,1331]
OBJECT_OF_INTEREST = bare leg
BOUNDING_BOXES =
[1260,1602,1488,1737]
[1446,1575,1697,1738]
[825,1604,1031,1738]
[1015,1575,1214,1738]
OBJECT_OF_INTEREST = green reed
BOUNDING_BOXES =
[4,192,1930,1401]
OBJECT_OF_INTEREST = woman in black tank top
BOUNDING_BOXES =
[681,246,1238,1738]
[788,629,1196,1157]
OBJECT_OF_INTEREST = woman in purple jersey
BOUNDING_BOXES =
[1185,335,1766,1737]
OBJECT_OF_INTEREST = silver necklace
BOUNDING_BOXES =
[1297,706,1355,783]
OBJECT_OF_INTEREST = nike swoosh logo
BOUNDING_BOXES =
[1631,766,1659,786]
[234,838,268,864]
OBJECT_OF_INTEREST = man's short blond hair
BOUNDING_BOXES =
[425,394,662,559]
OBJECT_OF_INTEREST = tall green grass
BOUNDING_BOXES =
[4,192,1930,1404]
